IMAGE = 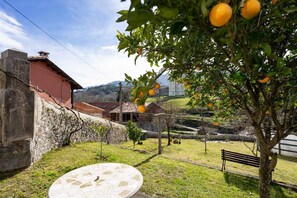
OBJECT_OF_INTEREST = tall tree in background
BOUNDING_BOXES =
[162,102,180,145]
[117,0,296,197]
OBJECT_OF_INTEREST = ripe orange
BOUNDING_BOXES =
[207,103,214,108]
[241,0,261,19]
[258,76,270,84]
[139,91,145,97]
[213,122,220,126]
[136,48,142,55]
[194,93,199,99]
[149,89,156,96]
[138,105,146,113]
[209,3,232,27]
[154,82,160,89]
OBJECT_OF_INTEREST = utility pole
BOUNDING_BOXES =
[119,82,123,123]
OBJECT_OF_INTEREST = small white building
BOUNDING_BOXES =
[169,80,184,96]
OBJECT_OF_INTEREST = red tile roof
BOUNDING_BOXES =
[28,56,83,89]
[73,102,104,115]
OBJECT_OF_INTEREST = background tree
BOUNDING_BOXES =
[91,124,107,159]
[126,120,143,148]
[162,102,180,145]
[117,0,296,197]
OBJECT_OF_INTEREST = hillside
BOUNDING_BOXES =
[74,81,131,102]
[74,75,170,103]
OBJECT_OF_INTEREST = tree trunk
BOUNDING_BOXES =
[259,146,271,198]
[167,126,171,146]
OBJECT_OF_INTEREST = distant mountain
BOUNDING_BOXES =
[74,75,170,103]
[74,81,131,103]
[106,81,129,87]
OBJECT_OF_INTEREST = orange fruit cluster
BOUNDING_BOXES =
[209,0,261,27]
[136,82,161,113]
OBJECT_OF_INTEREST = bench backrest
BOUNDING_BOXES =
[221,149,261,168]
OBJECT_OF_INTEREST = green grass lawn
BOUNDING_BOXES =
[163,97,190,110]
[0,140,296,198]
[121,139,297,186]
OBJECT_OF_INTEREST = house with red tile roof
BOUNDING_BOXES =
[109,102,165,122]
[89,102,120,118]
[28,51,83,108]
[73,102,104,117]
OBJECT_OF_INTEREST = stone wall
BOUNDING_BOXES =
[31,95,127,161]
[0,49,128,172]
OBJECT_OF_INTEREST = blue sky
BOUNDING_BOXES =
[0,0,157,87]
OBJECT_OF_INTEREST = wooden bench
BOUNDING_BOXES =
[221,149,272,172]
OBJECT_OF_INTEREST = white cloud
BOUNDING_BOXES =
[0,10,26,50]
[0,2,160,88]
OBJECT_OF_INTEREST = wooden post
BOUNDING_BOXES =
[155,113,165,155]
[158,115,162,154]
[119,82,123,123]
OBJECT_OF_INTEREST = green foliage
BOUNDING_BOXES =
[117,2,296,195]
[117,0,297,144]
[92,124,107,136]
[126,120,143,148]
[91,124,107,158]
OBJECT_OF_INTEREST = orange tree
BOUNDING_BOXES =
[117,0,296,197]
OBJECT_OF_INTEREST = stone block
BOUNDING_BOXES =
[1,49,27,60]
[1,89,34,145]
[0,140,31,172]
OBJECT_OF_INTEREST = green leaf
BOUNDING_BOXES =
[201,0,209,17]
[170,21,186,35]
[125,73,133,82]
[134,54,140,65]
[116,10,128,22]
[159,7,179,19]
[131,0,141,8]
[277,58,285,69]
[116,15,127,22]
[274,35,286,43]
[219,38,232,45]
[260,43,272,56]
[127,9,154,29]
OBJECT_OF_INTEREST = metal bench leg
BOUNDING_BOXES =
[222,160,225,171]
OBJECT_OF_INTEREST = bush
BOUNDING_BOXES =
[126,121,143,148]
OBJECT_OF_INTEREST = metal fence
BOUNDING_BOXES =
[272,135,297,157]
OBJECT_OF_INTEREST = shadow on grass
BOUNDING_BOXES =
[277,155,297,163]
[223,172,286,197]
[0,167,27,181]
[134,154,158,168]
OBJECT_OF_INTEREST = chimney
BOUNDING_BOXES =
[38,51,49,58]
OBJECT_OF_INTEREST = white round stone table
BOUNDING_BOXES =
[48,163,143,198]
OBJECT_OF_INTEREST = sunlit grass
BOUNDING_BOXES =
[121,139,297,186]
[0,141,296,198]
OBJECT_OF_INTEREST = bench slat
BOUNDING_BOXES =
[221,149,271,168]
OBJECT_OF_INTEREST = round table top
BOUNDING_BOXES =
[48,163,143,198]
